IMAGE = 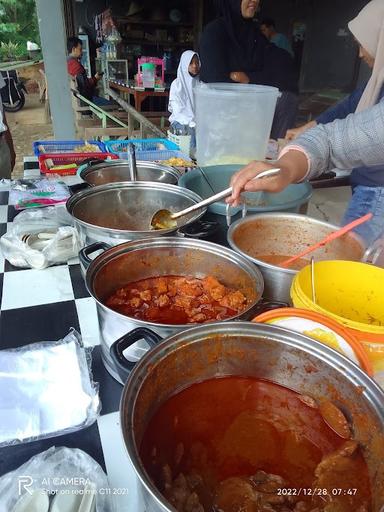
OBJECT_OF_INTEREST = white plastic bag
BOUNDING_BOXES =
[0,330,100,447]
[0,446,115,512]
[0,206,79,269]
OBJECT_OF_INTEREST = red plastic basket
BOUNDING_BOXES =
[38,152,118,176]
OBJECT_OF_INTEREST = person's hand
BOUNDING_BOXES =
[227,161,294,207]
[285,120,317,140]
[230,71,250,84]
[95,72,103,81]
[227,152,309,207]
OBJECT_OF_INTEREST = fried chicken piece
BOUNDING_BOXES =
[220,290,246,310]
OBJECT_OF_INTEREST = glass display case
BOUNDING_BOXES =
[107,59,129,84]
[95,58,129,98]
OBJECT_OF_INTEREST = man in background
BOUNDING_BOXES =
[260,18,294,57]
[67,36,103,102]
[0,74,16,179]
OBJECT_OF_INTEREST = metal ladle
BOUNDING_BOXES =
[127,142,138,181]
[150,168,281,230]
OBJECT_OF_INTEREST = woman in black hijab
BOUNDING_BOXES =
[199,0,299,138]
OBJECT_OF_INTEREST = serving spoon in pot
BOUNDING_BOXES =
[150,167,281,230]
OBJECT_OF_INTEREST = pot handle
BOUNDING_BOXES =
[110,328,162,382]
[177,220,220,240]
[68,182,90,195]
[79,242,111,270]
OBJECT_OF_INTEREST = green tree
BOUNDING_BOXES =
[0,0,40,59]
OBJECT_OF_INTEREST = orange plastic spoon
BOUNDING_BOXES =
[280,212,373,269]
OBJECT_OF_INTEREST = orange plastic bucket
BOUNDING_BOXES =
[253,307,373,376]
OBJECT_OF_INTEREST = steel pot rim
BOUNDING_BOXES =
[66,181,206,235]
[119,321,384,512]
[79,159,181,184]
[84,237,264,329]
[227,212,366,275]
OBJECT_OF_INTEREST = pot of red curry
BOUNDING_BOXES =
[227,213,366,303]
[119,322,384,512]
[80,237,263,383]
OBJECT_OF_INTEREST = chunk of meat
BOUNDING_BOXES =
[165,473,190,510]
[115,287,129,298]
[185,492,204,512]
[314,440,359,486]
[220,290,246,310]
[161,463,173,492]
[177,278,204,297]
[156,277,168,294]
[175,295,194,309]
[139,289,152,302]
[203,276,226,301]
[191,312,207,323]
[157,294,170,308]
[214,477,257,512]
[162,469,204,512]
[130,297,142,308]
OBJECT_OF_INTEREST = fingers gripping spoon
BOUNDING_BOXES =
[150,168,281,230]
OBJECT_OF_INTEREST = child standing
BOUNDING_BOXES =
[168,51,200,151]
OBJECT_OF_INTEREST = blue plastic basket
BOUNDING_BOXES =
[104,138,178,155]
[33,140,106,156]
[117,149,192,163]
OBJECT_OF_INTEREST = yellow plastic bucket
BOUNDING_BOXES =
[291,261,384,383]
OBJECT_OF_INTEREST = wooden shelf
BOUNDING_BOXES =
[121,39,194,47]
[116,17,193,27]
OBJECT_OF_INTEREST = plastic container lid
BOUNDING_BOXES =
[252,307,373,376]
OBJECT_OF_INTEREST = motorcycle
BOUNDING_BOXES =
[1,69,27,112]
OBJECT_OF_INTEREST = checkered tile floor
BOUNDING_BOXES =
[0,160,143,511]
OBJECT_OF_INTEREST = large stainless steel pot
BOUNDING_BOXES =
[66,181,206,248]
[227,213,366,302]
[79,160,181,186]
[81,237,263,383]
[118,322,384,512]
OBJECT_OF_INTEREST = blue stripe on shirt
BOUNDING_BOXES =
[315,83,384,186]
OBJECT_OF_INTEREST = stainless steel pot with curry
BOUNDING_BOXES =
[227,213,366,303]
[117,322,384,512]
[80,237,264,383]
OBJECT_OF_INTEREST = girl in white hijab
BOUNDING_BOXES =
[168,50,200,131]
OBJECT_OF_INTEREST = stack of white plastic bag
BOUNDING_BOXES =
[0,206,79,269]
[0,446,115,512]
[0,330,100,447]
